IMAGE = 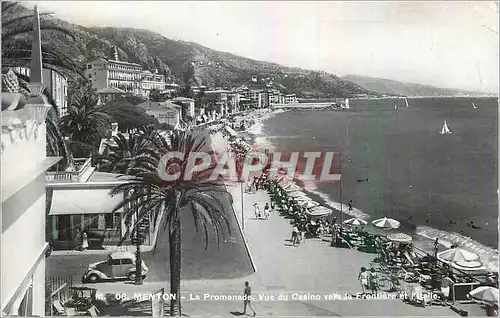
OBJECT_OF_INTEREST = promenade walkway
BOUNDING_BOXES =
[226,185,457,316]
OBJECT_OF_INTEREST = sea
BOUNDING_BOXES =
[250,97,499,271]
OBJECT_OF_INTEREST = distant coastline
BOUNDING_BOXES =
[298,94,498,103]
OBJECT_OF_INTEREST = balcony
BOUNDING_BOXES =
[46,158,94,183]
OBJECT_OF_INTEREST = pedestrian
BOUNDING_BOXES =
[81,231,89,251]
[242,281,256,316]
[369,268,379,296]
[298,223,306,244]
[74,228,82,251]
[292,225,299,247]
[433,238,439,263]
[264,203,270,220]
[348,200,353,211]
[358,267,369,295]
[253,203,261,219]
[270,201,275,212]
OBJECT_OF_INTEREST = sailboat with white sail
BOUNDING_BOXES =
[439,120,452,135]
[472,102,477,109]
[394,104,397,110]
[405,97,410,108]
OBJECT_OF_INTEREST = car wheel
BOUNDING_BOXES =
[128,272,136,281]
[87,274,99,283]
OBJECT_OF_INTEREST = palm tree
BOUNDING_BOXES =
[97,132,151,174]
[2,1,83,78]
[59,86,111,157]
[110,130,231,316]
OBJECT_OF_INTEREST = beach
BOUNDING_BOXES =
[240,98,498,273]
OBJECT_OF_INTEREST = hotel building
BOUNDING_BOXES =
[141,70,166,98]
[85,47,142,97]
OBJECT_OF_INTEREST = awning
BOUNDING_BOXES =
[49,189,124,216]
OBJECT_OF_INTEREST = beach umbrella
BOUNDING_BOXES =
[298,200,319,209]
[288,191,309,198]
[469,286,499,304]
[344,217,368,226]
[451,260,487,273]
[282,183,302,192]
[308,206,332,217]
[387,232,413,244]
[371,217,401,229]
[437,247,480,264]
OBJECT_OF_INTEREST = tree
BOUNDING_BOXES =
[2,2,83,79]
[96,132,151,174]
[149,88,164,102]
[110,130,231,316]
[103,98,159,132]
[59,86,111,157]
[181,62,195,99]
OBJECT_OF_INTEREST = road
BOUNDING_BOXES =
[46,189,254,284]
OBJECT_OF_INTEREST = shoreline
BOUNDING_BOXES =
[239,107,498,272]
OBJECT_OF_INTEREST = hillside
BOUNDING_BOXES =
[342,75,491,97]
[2,2,372,98]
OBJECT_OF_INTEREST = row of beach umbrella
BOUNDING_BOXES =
[278,179,494,275]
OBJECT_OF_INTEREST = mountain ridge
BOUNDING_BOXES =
[342,74,496,97]
[4,2,491,98]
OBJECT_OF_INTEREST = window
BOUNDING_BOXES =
[84,214,99,229]
[105,213,114,229]
[121,259,133,265]
[111,259,121,266]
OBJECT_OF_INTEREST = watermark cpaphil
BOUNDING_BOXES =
[158,151,341,184]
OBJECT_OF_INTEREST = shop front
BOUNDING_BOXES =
[47,188,143,250]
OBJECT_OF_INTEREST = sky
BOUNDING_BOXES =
[27,1,499,93]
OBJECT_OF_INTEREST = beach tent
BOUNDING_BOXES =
[343,217,368,226]
[282,183,303,192]
[308,206,332,217]
[298,200,319,209]
[371,217,401,229]
[293,196,313,202]
[469,286,499,304]
[288,191,309,198]
[437,247,480,264]
[387,232,412,244]
[451,260,487,273]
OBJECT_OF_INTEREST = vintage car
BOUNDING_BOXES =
[82,252,148,283]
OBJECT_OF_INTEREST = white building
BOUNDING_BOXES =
[1,7,59,315]
[172,97,195,119]
[85,48,142,96]
[141,70,165,99]
[11,67,68,117]
[137,101,182,128]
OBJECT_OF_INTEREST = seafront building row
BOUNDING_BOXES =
[85,47,298,110]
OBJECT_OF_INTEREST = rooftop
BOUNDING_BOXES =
[205,89,231,94]
[88,58,142,67]
[87,171,123,183]
[96,87,126,94]
[173,97,194,101]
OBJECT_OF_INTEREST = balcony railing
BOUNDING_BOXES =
[46,158,93,183]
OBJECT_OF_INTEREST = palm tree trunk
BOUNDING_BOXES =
[169,216,182,316]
